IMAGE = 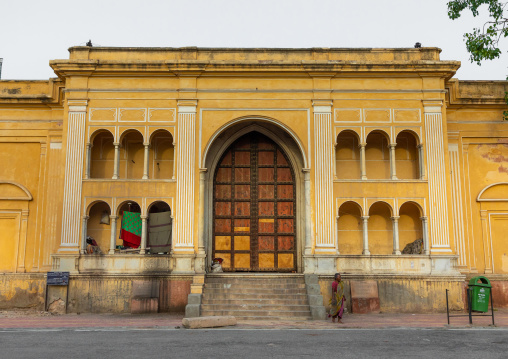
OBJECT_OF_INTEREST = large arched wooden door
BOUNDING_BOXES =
[213,132,296,272]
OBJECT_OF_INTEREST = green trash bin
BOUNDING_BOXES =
[468,276,492,313]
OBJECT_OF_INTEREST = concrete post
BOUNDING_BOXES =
[84,143,92,179]
[112,142,120,179]
[391,216,401,255]
[389,143,397,180]
[421,216,429,255]
[417,144,426,180]
[361,216,370,255]
[140,215,148,254]
[109,215,118,254]
[142,143,150,180]
[359,143,367,180]
[81,216,89,254]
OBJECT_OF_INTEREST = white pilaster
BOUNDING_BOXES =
[362,216,370,255]
[59,100,88,253]
[313,101,336,253]
[139,215,148,254]
[142,143,150,180]
[423,102,452,252]
[303,169,313,255]
[174,100,197,252]
[421,216,430,255]
[389,143,398,180]
[81,216,89,254]
[84,143,92,179]
[112,143,120,179]
[359,143,367,180]
[417,144,426,180]
[391,216,401,255]
[197,169,207,255]
[448,143,467,266]
[109,215,118,254]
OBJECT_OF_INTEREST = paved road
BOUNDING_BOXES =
[1,328,507,359]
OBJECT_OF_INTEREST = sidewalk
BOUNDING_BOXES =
[1,309,506,330]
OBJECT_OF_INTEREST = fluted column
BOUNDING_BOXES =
[335,215,340,255]
[139,215,148,254]
[423,101,451,252]
[417,144,426,180]
[197,168,207,255]
[303,169,313,255]
[313,101,336,253]
[421,216,429,255]
[361,216,370,255]
[391,216,401,255]
[109,215,118,254]
[59,100,88,253]
[174,100,197,252]
[389,143,397,180]
[81,216,89,254]
[142,143,150,180]
[112,142,120,179]
[84,143,92,179]
[16,209,29,272]
[359,143,367,180]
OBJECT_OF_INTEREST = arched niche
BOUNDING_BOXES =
[365,130,390,179]
[336,130,361,179]
[119,129,144,179]
[89,129,115,179]
[337,201,363,254]
[398,201,423,253]
[395,130,420,180]
[149,129,175,180]
[368,201,393,254]
[86,201,112,253]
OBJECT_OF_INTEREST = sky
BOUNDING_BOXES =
[0,0,506,80]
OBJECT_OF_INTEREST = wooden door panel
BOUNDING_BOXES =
[213,132,296,272]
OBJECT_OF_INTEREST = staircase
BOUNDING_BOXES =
[200,274,319,320]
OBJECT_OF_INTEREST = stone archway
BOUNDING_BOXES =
[212,132,297,272]
[202,120,308,273]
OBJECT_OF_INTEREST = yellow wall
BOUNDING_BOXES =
[0,48,506,281]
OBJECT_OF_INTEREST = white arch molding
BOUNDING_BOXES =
[200,120,310,273]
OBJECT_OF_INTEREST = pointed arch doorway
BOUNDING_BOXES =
[212,132,297,272]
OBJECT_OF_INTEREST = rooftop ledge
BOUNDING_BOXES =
[66,46,444,62]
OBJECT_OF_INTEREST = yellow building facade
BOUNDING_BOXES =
[1,47,507,313]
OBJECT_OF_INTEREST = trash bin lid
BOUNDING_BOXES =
[468,276,492,287]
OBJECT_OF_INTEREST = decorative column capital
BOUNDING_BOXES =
[140,215,148,220]
[199,168,208,173]
[388,143,397,149]
[67,100,88,113]
[420,216,428,221]
[358,143,367,148]
[177,100,198,114]
[82,215,90,220]
[109,215,118,220]
[312,100,332,113]
[422,100,443,114]
[417,143,424,149]
[391,216,400,221]
[143,143,150,147]
[21,209,30,217]
[361,216,370,221]
[113,142,120,147]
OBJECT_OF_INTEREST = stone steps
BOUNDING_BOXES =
[200,309,312,319]
[200,274,313,320]
[202,298,309,305]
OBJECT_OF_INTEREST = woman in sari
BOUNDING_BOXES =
[329,273,345,323]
